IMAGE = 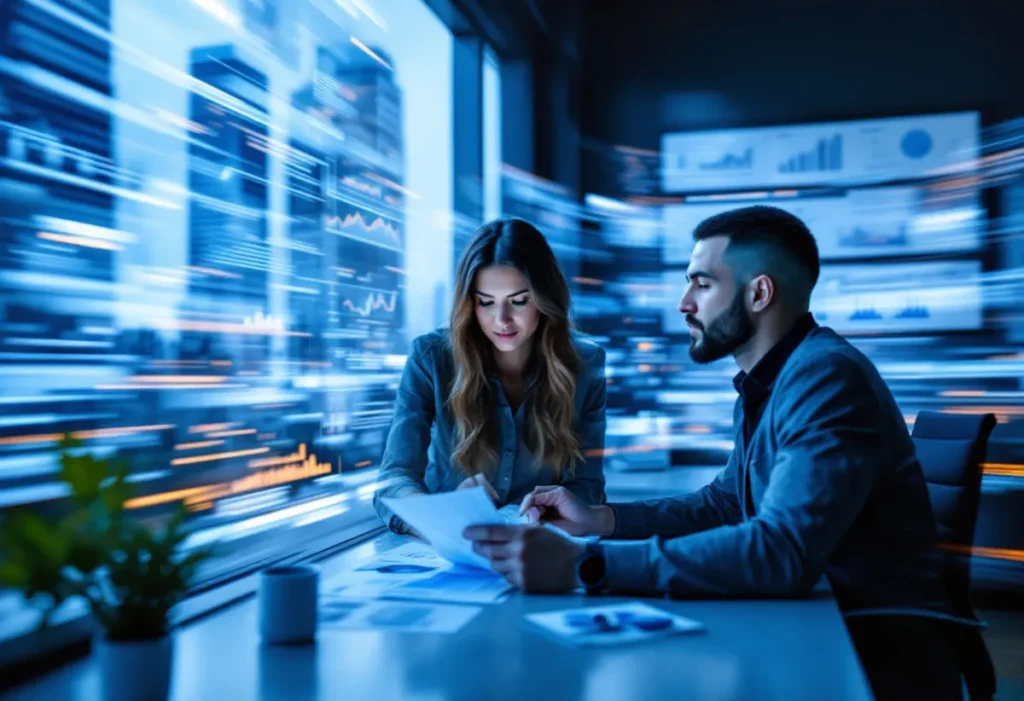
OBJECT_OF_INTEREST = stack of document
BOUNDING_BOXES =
[323,487,517,609]
[325,542,513,605]
[320,598,485,634]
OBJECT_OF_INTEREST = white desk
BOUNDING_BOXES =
[4,533,874,701]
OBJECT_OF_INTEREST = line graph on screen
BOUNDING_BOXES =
[325,211,402,251]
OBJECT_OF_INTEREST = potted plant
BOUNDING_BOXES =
[0,437,212,701]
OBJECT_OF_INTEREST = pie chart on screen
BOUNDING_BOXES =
[901,129,933,159]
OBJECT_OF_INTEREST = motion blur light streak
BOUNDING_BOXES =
[0,424,175,446]
[170,447,271,466]
[349,37,392,71]
[982,464,1024,478]
[128,446,334,509]
[37,232,123,251]
[943,545,1024,564]
[174,440,225,450]
[189,422,241,434]
[206,428,258,437]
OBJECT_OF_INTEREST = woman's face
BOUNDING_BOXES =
[473,265,541,355]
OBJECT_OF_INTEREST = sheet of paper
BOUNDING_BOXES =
[323,546,449,600]
[360,541,452,569]
[498,503,529,525]
[319,598,483,634]
[380,567,512,605]
[525,602,704,647]
[381,487,506,569]
[323,541,513,604]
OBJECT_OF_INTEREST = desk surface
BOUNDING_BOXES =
[5,533,873,701]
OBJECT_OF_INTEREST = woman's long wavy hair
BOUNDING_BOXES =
[448,218,582,479]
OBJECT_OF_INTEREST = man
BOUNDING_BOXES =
[464,206,967,700]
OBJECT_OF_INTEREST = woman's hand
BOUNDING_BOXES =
[457,473,500,506]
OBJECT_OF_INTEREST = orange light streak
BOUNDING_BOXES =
[170,447,269,466]
[174,440,224,451]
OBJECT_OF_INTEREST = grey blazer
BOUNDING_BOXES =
[604,326,953,616]
[373,329,608,533]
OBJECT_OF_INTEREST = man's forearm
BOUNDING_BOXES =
[602,474,742,541]
[599,520,812,599]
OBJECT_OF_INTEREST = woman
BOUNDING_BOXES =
[373,217,607,535]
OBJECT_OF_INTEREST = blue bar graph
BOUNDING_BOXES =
[779,134,843,173]
[699,147,753,170]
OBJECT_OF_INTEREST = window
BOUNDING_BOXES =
[0,0,456,644]
[482,46,502,222]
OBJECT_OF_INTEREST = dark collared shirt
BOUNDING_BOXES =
[733,312,818,445]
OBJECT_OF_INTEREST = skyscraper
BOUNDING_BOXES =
[284,48,351,365]
[0,0,115,361]
[238,0,301,69]
[0,0,126,508]
[335,44,402,172]
[329,42,407,357]
[285,86,331,364]
[186,44,271,316]
[286,42,408,364]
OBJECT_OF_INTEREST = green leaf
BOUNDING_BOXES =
[6,510,66,564]
[165,506,186,534]
[0,560,28,588]
[66,538,103,575]
[99,458,132,518]
[24,567,66,604]
[160,507,190,551]
[178,548,212,573]
[60,450,105,505]
[59,434,84,451]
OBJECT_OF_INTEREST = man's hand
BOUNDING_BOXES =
[518,486,614,536]
[457,473,499,506]
[462,524,583,593]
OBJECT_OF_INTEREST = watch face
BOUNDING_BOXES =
[579,552,606,587]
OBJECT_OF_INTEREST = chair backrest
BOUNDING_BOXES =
[911,410,996,616]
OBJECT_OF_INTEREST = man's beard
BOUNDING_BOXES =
[686,290,755,364]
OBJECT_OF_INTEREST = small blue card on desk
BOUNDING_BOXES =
[526,602,704,647]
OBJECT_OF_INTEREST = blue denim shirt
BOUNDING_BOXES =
[373,329,607,534]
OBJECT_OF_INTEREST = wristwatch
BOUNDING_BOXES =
[575,541,607,595]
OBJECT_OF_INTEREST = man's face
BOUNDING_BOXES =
[678,236,755,364]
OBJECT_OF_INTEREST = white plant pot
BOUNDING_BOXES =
[95,634,173,701]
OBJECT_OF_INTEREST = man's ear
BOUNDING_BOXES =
[749,274,776,313]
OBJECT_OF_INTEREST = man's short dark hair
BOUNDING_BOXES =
[693,205,820,309]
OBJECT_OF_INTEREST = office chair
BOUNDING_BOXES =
[912,410,998,701]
